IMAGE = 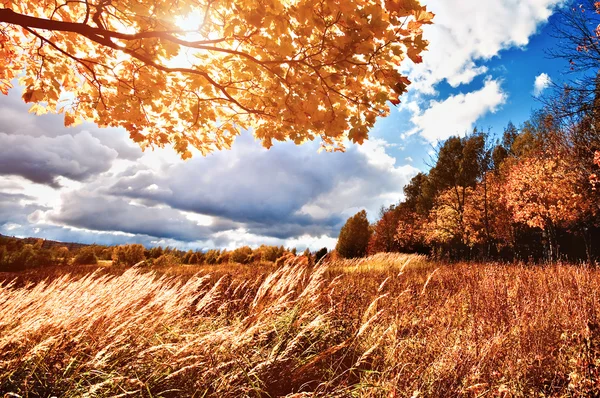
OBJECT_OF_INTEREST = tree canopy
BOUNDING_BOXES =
[336,210,371,258]
[0,0,433,157]
[361,108,600,262]
[547,0,600,120]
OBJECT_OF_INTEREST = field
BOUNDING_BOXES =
[1,254,599,397]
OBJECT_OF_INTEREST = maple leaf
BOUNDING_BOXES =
[0,0,433,157]
[415,9,435,24]
[64,113,76,127]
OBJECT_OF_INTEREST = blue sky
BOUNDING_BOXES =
[0,0,576,250]
[372,8,569,172]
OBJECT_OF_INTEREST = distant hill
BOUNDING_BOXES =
[0,233,90,251]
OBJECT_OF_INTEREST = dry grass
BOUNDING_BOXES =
[1,254,600,397]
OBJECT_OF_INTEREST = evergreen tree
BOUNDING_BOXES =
[314,247,328,264]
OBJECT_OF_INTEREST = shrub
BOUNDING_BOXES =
[200,249,217,265]
[216,251,231,264]
[148,246,164,259]
[182,250,194,264]
[275,252,295,267]
[302,248,314,266]
[255,245,286,262]
[315,247,328,264]
[72,247,98,265]
[0,246,7,269]
[230,246,254,264]
[53,247,71,265]
[153,253,181,267]
[97,248,113,261]
[189,252,199,264]
[112,244,146,266]
[1,244,44,271]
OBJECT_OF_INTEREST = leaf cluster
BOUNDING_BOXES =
[0,0,433,156]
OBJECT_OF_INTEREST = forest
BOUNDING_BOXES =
[363,105,600,263]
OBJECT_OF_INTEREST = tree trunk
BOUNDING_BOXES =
[482,171,491,259]
[546,222,558,263]
[582,226,592,264]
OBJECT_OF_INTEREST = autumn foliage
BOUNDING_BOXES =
[0,0,433,157]
[336,210,371,258]
[355,1,600,262]
[366,111,600,262]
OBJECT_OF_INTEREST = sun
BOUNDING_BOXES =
[174,9,205,33]
[163,9,210,69]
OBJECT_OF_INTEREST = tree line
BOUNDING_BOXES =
[338,107,600,262]
[0,235,329,272]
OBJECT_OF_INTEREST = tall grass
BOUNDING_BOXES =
[1,254,599,397]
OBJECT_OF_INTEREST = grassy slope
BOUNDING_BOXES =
[1,254,599,397]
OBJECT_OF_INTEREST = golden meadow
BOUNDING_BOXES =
[1,253,599,397]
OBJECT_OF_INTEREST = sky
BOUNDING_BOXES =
[0,0,574,251]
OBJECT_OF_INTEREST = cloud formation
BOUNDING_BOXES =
[533,73,552,96]
[0,88,142,161]
[0,132,118,187]
[410,0,564,93]
[407,79,507,143]
[0,92,419,249]
[90,135,418,241]
[43,191,237,242]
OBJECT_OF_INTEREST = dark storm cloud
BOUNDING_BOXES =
[47,191,238,242]
[0,192,46,224]
[0,87,417,247]
[0,90,142,161]
[0,132,118,187]
[242,220,343,240]
[103,135,417,240]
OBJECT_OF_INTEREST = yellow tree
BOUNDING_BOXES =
[425,176,514,259]
[394,207,426,253]
[503,156,593,260]
[463,173,513,254]
[0,0,433,157]
[422,187,470,256]
[336,210,370,258]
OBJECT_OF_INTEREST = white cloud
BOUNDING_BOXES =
[408,0,565,93]
[284,234,338,251]
[357,138,398,170]
[408,79,507,143]
[533,73,552,96]
[4,223,20,231]
[297,139,419,222]
[207,228,338,251]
